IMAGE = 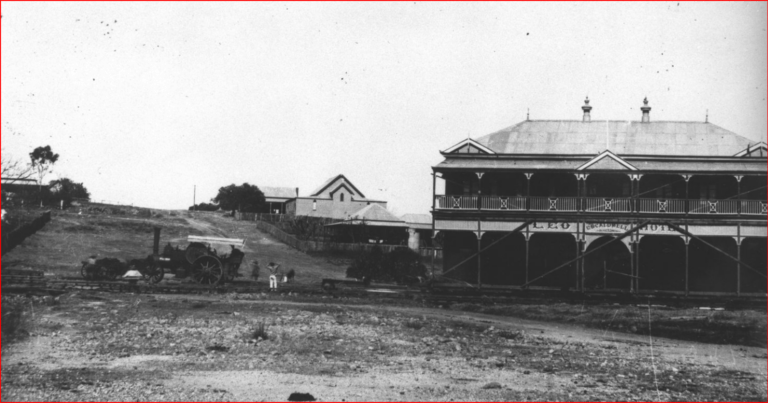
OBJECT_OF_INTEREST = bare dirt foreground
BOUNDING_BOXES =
[2,291,766,402]
[2,210,767,402]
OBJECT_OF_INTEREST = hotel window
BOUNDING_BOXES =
[340,193,345,202]
[313,200,317,211]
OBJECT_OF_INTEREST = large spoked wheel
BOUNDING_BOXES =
[192,256,224,285]
[141,261,165,284]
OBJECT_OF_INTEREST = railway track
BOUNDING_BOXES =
[3,275,765,309]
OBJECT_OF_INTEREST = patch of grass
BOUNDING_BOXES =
[249,321,269,340]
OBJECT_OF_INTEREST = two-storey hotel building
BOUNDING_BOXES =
[432,98,766,296]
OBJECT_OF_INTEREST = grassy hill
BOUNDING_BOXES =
[1,208,349,285]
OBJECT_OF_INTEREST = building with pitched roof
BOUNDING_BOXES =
[285,175,387,219]
[325,206,435,249]
[432,98,767,295]
[260,187,299,214]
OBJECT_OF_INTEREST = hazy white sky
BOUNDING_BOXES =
[2,2,766,215]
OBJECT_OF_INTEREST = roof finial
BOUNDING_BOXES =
[526,108,530,121]
[582,96,592,122]
[640,97,651,123]
[705,109,709,123]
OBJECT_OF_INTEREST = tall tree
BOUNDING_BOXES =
[29,146,59,203]
[213,183,266,213]
[49,178,90,207]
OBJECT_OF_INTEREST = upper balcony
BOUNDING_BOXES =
[434,195,766,216]
[434,171,767,217]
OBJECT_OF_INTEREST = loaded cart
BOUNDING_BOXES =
[141,227,246,285]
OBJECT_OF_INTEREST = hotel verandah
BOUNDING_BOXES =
[431,98,767,296]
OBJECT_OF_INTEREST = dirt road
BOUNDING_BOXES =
[3,292,766,402]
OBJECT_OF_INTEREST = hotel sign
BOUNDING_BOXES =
[530,222,678,235]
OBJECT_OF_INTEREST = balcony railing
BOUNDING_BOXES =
[688,199,739,215]
[637,198,687,214]
[435,195,477,210]
[741,200,768,216]
[529,197,579,212]
[435,195,767,216]
[480,196,526,211]
[584,198,633,213]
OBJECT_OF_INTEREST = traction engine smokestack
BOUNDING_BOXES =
[153,227,161,256]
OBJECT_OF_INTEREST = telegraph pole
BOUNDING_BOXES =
[193,185,196,211]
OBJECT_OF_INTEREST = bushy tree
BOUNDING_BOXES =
[48,178,90,207]
[189,203,220,212]
[212,183,266,213]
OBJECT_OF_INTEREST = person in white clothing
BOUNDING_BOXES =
[267,262,281,291]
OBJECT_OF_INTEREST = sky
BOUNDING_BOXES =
[2,2,766,215]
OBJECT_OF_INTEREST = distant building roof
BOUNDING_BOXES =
[326,204,407,228]
[1,177,38,187]
[466,120,755,157]
[261,187,297,203]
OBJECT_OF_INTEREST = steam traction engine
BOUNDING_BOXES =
[142,227,246,285]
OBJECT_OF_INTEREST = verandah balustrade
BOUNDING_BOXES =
[435,195,767,215]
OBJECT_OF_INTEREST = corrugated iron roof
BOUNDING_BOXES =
[260,187,297,199]
[1,177,38,186]
[401,214,432,225]
[326,204,408,228]
[474,120,756,156]
[347,204,403,223]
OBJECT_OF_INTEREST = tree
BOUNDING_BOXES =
[48,178,90,207]
[212,183,266,213]
[29,146,59,201]
[188,203,219,212]
[1,151,34,183]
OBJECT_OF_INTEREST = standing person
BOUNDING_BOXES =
[267,262,281,292]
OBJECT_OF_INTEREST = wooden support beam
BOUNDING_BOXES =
[522,221,650,288]
[664,222,765,280]
[524,233,530,285]
[440,221,533,278]
[684,238,690,297]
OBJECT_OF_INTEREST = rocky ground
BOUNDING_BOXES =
[2,292,766,402]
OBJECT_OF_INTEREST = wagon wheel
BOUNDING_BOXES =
[192,256,224,285]
[185,243,209,265]
[141,261,165,284]
[81,263,93,280]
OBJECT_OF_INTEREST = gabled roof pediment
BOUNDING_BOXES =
[310,174,366,198]
[328,183,358,199]
[734,142,767,158]
[576,150,638,171]
[442,138,495,155]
